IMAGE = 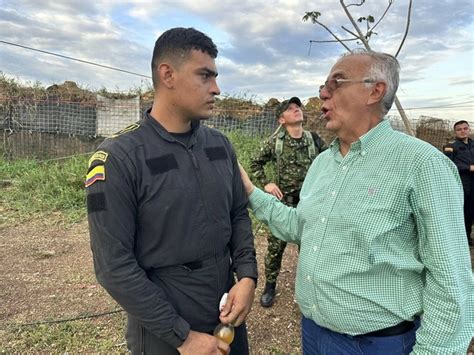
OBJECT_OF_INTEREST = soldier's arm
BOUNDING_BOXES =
[442,143,455,161]
[249,138,275,188]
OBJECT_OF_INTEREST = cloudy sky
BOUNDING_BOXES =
[1,0,473,122]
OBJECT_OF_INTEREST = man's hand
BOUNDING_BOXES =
[177,330,229,355]
[219,278,256,326]
[470,164,474,172]
[264,183,283,200]
[238,162,255,196]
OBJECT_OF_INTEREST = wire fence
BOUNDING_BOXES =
[1,95,470,160]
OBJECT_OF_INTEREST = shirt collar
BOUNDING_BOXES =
[329,118,392,156]
[144,108,200,145]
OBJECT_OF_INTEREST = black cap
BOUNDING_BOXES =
[275,97,302,119]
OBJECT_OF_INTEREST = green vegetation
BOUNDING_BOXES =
[1,314,127,352]
[0,155,89,224]
[0,132,266,225]
[0,131,270,352]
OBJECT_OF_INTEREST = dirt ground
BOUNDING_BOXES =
[0,218,473,353]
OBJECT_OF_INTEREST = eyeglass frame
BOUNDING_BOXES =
[319,78,377,96]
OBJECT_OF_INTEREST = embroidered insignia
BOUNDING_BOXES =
[88,151,108,168]
[443,147,453,153]
[368,187,376,196]
[85,165,105,187]
[111,123,140,138]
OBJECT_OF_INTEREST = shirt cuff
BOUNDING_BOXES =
[161,317,190,349]
[248,187,274,211]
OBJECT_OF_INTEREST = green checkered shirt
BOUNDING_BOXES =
[249,119,474,354]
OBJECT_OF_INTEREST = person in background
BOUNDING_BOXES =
[250,97,326,307]
[239,49,474,354]
[86,27,257,355]
[443,120,474,246]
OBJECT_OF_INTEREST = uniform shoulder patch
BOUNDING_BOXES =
[88,150,108,168]
[443,147,454,153]
[85,165,106,187]
[111,123,140,138]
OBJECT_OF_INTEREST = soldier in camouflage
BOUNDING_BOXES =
[249,97,327,307]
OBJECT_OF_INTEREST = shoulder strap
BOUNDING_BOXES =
[304,130,316,159]
[275,131,285,157]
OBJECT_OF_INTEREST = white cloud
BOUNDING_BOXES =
[0,0,472,120]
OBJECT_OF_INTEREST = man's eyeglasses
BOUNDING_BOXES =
[319,78,376,95]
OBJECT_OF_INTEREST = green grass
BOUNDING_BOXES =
[0,155,88,224]
[226,130,263,169]
[0,314,127,352]
[0,132,266,225]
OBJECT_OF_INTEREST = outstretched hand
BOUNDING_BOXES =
[264,182,283,200]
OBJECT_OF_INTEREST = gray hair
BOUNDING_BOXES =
[341,49,400,115]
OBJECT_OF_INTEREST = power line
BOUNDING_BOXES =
[402,100,474,110]
[0,40,151,79]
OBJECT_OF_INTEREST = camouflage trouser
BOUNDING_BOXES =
[264,194,299,284]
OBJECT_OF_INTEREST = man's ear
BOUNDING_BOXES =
[367,81,386,106]
[278,116,286,125]
[158,63,175,89]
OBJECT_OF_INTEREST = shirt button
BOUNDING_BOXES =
[306,275,312,282]
[321,217,326,223]
[313,245,318,252]
[342,165,347,170]
[361,151,367,156]
[331,191,336,196]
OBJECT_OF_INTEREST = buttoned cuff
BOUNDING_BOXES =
[161,317,190,349]
[235,265,258,286]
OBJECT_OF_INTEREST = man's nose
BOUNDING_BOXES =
[211,79,220,96]
[319,86,330,101]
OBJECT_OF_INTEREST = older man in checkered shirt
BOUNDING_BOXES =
[239,50,474,354]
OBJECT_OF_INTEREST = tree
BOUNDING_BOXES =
[303,0,415,136]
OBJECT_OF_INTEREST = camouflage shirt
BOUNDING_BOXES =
[250,129,327,197]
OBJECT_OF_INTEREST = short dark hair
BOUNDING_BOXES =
[151,27,218,88]
[453,120,469,129]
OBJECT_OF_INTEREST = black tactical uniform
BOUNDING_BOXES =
[86,111,258,354]
[443,137,474,243]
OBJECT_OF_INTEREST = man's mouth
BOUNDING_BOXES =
[321,107,330,118]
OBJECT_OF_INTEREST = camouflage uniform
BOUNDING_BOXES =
[250,128,327,283]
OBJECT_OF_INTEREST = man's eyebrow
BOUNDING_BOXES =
[199,68,218,77]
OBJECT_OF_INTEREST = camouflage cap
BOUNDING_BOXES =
[275,97,302,119]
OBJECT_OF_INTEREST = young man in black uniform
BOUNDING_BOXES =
[86,27,258,355]
[443,120,474,245]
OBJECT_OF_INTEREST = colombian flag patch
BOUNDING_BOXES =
[85,165,105,187]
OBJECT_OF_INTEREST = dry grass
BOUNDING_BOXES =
[0,217,472,353]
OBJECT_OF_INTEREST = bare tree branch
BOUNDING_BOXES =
[395,0,412,57]
[338,0,415,136]
[310,38,359,44]
[341,25,360,39]
[303,12,353,52]
[394,97,414,136]
[346,0,365,7]
[340,0,372,49]
[369,0,393,32]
